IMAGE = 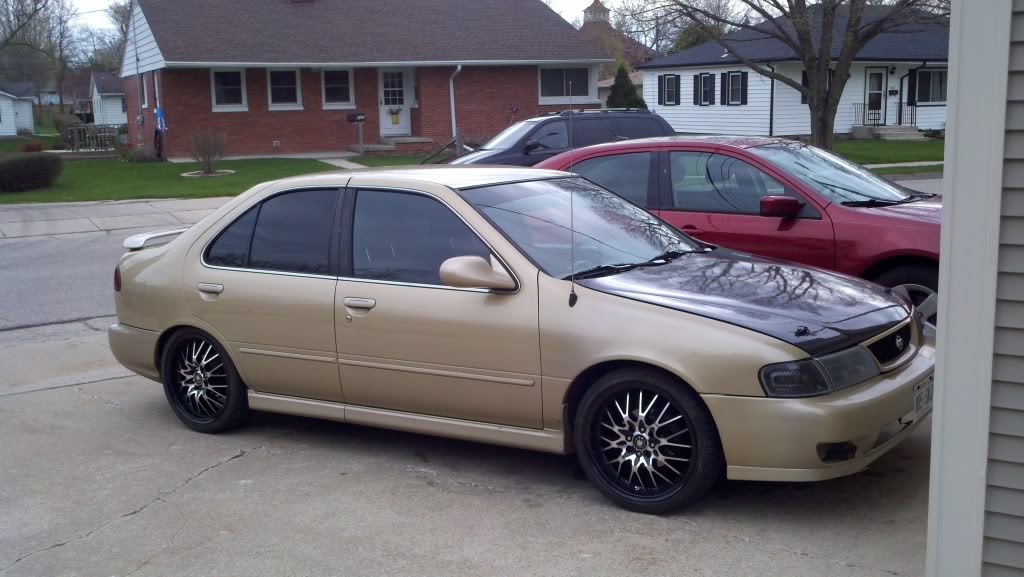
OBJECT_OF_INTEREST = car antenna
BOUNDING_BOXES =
[567,83,578,308]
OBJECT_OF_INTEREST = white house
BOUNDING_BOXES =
[641,7,949,138]
[0,81,36,135]
[90,72,127,125]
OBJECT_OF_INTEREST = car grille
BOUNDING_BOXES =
[867,323,913,366]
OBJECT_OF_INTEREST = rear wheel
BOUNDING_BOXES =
[160,329,249,433]
[574,368,724,514]
[873,265,938,337]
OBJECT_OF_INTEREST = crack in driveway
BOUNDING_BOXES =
[1,444,264,573]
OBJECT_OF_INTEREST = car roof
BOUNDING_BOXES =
[265,165,572,191]
[570,135,790,153]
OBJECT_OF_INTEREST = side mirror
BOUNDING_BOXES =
[760,195,802,218]
[439,255,516,291]
[523,140,542,154]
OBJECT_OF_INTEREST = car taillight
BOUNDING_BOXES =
[114,265,121,292]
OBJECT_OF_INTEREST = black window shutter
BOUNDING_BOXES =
[907,71,918,106]
[658,75,665,106]
[693,75,700,105]
[741,71,748,105]
[709,74,716,105]
[672,75,681,105]
[801,70,809,104]
[720,73,728,105]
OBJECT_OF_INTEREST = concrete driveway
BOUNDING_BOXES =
[0,191,935,577]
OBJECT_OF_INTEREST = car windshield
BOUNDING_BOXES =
[753,142,913,204]
[458,177,701,279]
[480,120,541,150]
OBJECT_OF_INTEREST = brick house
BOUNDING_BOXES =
[120,0,610,157]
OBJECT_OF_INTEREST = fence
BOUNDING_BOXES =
[853,103,918,127]
[67,124,127,151]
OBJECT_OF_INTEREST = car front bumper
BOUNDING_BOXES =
[108,323,161,382]
[703,337,936,482]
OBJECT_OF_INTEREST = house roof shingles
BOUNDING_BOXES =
[642,6,949,69]
[92,72,124,95]
[0,81,35,99]
[136,0,609,65]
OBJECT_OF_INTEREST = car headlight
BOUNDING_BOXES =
[759,346,881,398]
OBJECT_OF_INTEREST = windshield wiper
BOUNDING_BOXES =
[896,192,937,204]
[568,263,639,280]
[841,198,901,207]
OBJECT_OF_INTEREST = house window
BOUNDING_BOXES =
[141,73,148,108]
[917,69,947,104]
[539,67,592,103]
[211,69,248,112]
[268,69,302,110]
[322,69,354,109]
[658,75,680,106]
[728,71,743,105]
[695,73,714,106]
[665,77,676,104]
[121,97,127,113]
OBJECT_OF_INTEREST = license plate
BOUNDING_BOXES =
[913,375,934,420]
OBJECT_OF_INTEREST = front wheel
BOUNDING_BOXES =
[574,368,724,514]
[160,329,249,433]
[873,265,938,338]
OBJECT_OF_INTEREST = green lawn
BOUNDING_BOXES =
[0,135,58,154]
[0,158,336,204]
[831,139,945,165]
[349,153,432,167]
[871,164,944,176]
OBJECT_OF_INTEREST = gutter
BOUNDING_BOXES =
[767,62,775,137]
[449,64,462,138]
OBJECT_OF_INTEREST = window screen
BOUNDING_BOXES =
[269,70,299,104]
[353,191,490,285]
[247,189,337,274]
[213,71,243,105]
[540,68,590,97]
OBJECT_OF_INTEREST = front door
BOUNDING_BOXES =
[334,188,543,428]
[379,69,412,137]
[865,68,887,126]
[656,150,835,270]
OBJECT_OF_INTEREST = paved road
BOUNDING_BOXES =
[0,186,939,576]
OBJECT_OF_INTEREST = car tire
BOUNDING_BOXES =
[574,367,724,514]
[160,328,249,434]
[872,264,938,292]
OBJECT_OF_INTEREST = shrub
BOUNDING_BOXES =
[119,144,158,163]
[18,140,45,153]
[0,153,63,192]
[16,128,33,137]
[188,129,228,174]
[606,62,647,109]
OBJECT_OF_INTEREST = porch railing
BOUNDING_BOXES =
[68,124,127,151]
[897,103,918,127]
[853,103,884,126]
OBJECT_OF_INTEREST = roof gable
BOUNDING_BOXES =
[133,0,609,66]
[0,81,35,99]
[92,72,124,95]
[643,6,949,69]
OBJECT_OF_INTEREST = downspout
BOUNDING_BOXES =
[901,60,928,125]
[767,62,775,137]
[449,64,462,138]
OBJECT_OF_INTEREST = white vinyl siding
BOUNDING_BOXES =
[93,95,128,125]
[0,96,16,136]
[984,6,1024,575]
[119,3,165,77]
[644,65,771,135]
[13,98,33,132]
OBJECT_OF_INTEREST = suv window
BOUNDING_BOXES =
[248,189,338,274]
[571,152,652,207]
[572,118,617,147]
[205,190,338,273]
[668,151,808,215]
[352,190,490,286]
[532,121,568,150]
[613,117,664,139]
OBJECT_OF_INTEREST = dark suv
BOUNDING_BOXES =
[449,109,674,166]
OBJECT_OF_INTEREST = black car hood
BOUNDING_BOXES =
[577,249,909,356]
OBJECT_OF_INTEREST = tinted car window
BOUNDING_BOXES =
[532,121,568,150]
[205,206,258,268]
[668,151,796,215]
[248,189,338,274]
[572,152,652,207]
[573,118,617,147]
[353,191,490,285]
[613,117,664,139]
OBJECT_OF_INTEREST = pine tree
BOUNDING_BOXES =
[606,63,647,109]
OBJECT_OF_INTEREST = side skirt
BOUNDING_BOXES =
[247,391,568,454]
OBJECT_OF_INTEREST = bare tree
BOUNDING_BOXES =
[0,0,48,53]
[660,0,949,149]
[39,0,77,112]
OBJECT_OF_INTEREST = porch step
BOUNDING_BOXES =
[876,132,931,141]
[872,125,920,133]
[348,143,396,154]
[380,136,434,145]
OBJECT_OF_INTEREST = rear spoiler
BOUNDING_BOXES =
[123,227,190,251]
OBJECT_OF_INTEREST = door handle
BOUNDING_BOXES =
[680,224,706,235]
[197,282,224,294]
[343,297,376,310]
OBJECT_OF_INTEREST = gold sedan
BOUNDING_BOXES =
[109,167,934,513]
